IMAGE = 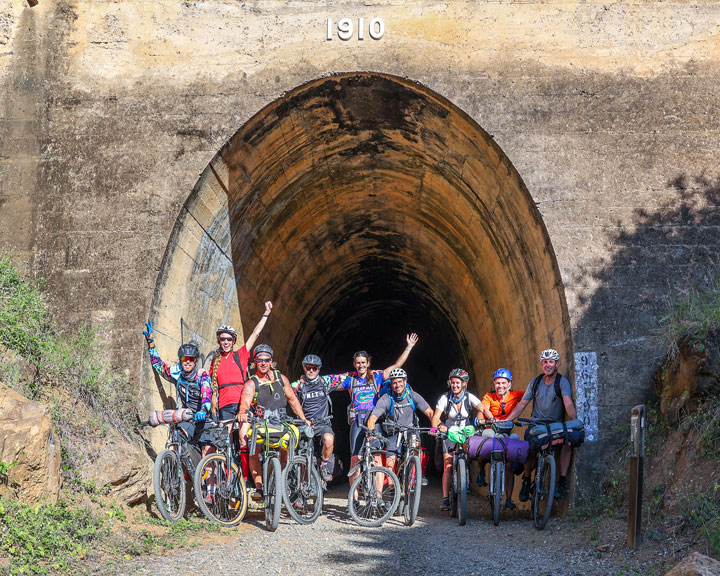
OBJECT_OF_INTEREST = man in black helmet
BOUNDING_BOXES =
[290,354,348,482]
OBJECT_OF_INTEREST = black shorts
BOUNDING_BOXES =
[384,433,406,457]
[178,420,212,447]
[311,423,334,438]
[219,404,239,421]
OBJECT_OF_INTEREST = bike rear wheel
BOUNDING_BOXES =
[491,460,504,526]
[265,457,282,532]
[457,458,467,526]
[533,452,556,530]
[283,455,323,525]
[153,449,186,522]
[404,455,422,526]
[348,465,400,527]
[193,453,248,527]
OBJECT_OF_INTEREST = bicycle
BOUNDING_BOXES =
[347,423,401,527]
[281,416,332,524]
[247,413,298,531]
[192,419,248,526]
[475,419,516,526]
[435,426,473,526]
[517,417,556,530]
[150,415,203,523]
[382,422,430,526]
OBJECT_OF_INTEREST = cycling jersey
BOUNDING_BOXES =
[251,369,287,413]
[290,374,345,421]
[372,390,429,426]
[435,391,481,428]
[209,345,250,409]
[149,347,211,413]
[340,370,385,414]
[481,390,524,420]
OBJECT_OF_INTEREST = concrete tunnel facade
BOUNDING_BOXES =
[145,73,573,457]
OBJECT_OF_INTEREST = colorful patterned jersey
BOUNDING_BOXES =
[339,370,385,412]
[149,347,212,413]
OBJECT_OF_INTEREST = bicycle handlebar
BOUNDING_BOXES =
[359,423,389,446]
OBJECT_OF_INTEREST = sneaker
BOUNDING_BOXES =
[440,496,451,511]
[421,475,429,486]
[250,488,264,503]
[555,481,566,501]
[476,470,487,487]
[518,477,532,502]
[504,498,517,510]
[204,483,217,505]
[320,460,332,483]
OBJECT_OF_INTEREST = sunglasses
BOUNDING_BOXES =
[304,365,319,371]
[500,402,506,416]
[181,356,197,363]
[255,357,272,364]
[218,336,234,342]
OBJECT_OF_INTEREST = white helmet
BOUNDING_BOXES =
[539,348,560,362]
[388,368,407,380]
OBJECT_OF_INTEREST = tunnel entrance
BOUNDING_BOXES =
[147,72,573,474]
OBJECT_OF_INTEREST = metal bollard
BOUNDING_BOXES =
[627,404,645,548]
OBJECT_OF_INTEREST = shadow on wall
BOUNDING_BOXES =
[572,173,720,497]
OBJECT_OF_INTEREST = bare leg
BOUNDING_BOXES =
[321,433,334,461]
[442,453,453,498]
[249,453,262,490]
[559,445,573,476]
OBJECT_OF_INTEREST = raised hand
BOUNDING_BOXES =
[406,333,419,348]
[264,301,273,315]
[143,321,154,346]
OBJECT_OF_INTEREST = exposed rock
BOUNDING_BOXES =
[0,383,61,503]
[655,330,720,422]
[665,552,720,576]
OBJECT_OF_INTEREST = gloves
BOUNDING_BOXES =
[430,427,438,436]
[194,410,206,422]
[143,321,154,345]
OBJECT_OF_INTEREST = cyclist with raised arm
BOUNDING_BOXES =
[477,368,525,510]
[209,301,273,424]
[366,368,433,472]
[338,334,419,502]
[238,344,310,497]
[143,322,212,454]
[430,368,483,511]
[504,348,577,502]
[290,354,347,482]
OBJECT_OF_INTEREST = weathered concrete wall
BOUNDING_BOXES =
[2,0,720,490]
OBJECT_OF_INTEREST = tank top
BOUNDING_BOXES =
[251,369,287,412]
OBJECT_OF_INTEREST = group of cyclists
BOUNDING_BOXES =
[144,300,578,517]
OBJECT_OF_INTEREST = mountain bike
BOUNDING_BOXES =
[436,428,471,526]
[151,419,202,522]
[247,414,297,531]
[517,417,556,530]
[481,419,515,526]
[281,416,331,524]
[193,419,248,526]
[347,423,401,527]
[382,422,430,526]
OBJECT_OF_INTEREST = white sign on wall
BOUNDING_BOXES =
[574,352,599,442]
[326,17,385,41]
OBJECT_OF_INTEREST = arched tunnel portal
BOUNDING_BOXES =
[146,73,573,465]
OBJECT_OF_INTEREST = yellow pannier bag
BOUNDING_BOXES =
[252,422,299,450]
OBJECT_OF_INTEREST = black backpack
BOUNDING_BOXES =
[530,373,569,416]
[441,391,472,424]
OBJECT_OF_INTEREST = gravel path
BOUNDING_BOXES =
[110,484,665,576]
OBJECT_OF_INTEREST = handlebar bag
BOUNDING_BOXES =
[253,422,299,450]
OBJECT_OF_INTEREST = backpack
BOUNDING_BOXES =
[387,384,416,417]
[530,373,568,416]
[216,351,249,391]
[297,375,334,416]
[441,391,472,424]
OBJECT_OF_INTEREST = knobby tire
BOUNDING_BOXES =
[533,452,556,530]
[265,457,282,532]
[153,449,186,523]
[457,458,467,526]
[282,455,323,525]
[348,465,400,527]
[492,460,504,526]
[193,453,247,527]
[404,455,422,526]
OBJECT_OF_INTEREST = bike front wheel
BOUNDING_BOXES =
[193,453,248,527]
[265,457,283,532]
[533,452,556,530]
[403,455,422,526]
[153,449,186,522]
[348,466,400,527]
[283,455,323,525]
[491,460,504,526]
[457,458,467,526]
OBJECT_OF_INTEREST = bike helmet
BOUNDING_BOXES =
[448,368,470,384]
[253,343,273,358]
[492,368,513,381]
[388,368,407,380]
[177,343,200,359]
[302,354,322,368]
[216,324,237,340]
[539,348,560,362]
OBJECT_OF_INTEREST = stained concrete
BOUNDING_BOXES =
[2,1,720,492]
